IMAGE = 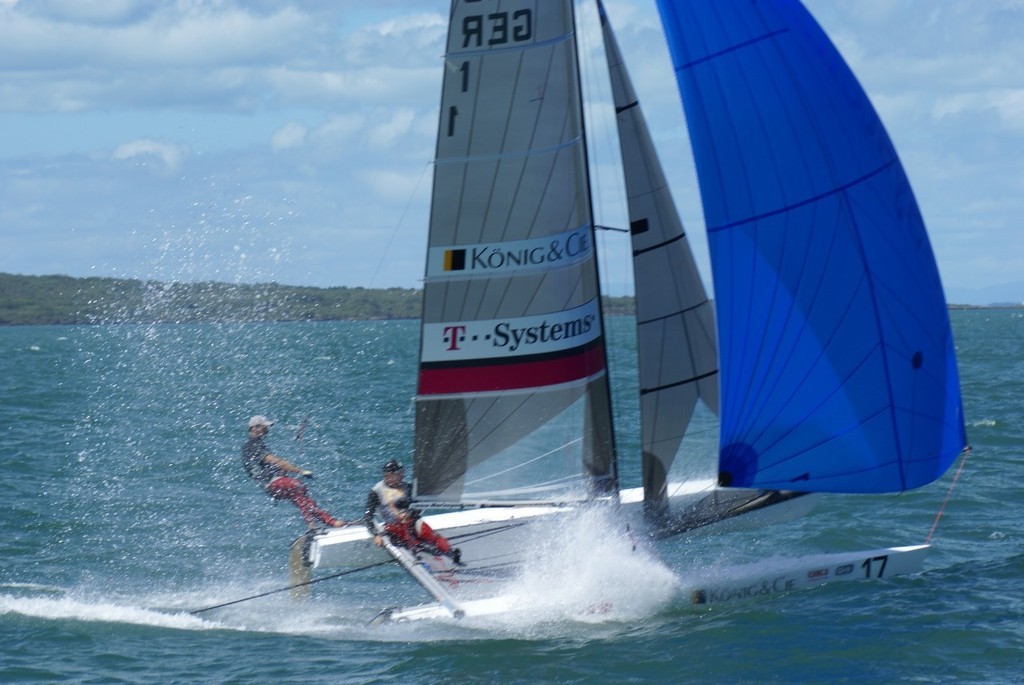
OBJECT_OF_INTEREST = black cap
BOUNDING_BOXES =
[382,459,404,473]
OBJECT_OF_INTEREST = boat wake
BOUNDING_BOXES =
[0,591,213,632]
[0,583,375,637]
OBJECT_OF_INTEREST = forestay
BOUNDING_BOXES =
[414,0,617,505]
[655,0,966,492]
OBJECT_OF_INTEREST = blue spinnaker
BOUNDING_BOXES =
[655,0,966,492]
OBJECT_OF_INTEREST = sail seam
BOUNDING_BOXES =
[676,28,789,72]
[707,160,897,233]
[615,101,639,114]
[435,135,583,166]
[641,369,717,396]
[637,299,710,326]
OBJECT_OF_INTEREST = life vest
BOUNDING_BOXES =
[371,480,409,524]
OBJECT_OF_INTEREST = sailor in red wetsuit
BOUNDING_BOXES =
[378,499,462,565]
[242,415,347,531]
[364,459,411,537]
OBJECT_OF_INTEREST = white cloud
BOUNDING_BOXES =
[15,0,145,25]
[343,12,447,67]
[306,114,366,150]
[0,3,450,116]
[271,122,307,151]
[360,168,427,202]
[933,89,1024,132]
[3,4,311,67]
[373,12,446,37]
[113,139,189,171]
[366,108,416,149]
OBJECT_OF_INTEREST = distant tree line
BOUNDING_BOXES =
[0,273,422,325]
[0,273,638,326]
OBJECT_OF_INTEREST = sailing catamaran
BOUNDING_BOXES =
[304,0,966,621]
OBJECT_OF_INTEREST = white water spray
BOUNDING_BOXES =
[494,507,680,623]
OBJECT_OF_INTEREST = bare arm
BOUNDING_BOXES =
[263,453,308,475]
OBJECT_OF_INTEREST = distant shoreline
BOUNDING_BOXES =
[0,272,1018,326]
[949,304,1024,310]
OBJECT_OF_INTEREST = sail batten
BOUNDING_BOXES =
[637,300,711,326]
[633,233,688,256]
[641,370,719,397]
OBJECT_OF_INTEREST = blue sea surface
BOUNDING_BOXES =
[1,311,1021,683]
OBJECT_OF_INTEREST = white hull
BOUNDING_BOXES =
[371,594,516,625]
[679,544,931,606]
[374,544,930,624]
[309,481,820,572]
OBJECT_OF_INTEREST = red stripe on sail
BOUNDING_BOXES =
[418,345,606,395]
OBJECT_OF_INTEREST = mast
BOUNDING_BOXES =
[572,0,618,495]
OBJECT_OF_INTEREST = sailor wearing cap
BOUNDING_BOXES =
[364,459,411,542]
[242,415,346,530]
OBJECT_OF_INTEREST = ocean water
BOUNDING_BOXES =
[1,310,1021,684]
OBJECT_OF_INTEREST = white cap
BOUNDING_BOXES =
[248,415,274,429]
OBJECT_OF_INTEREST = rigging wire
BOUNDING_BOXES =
[295,416,308,459]
[463,437,583,487]
[367,160,432,289]
[578,0,632,301]
[925,445,972,544]
[188,521,534,615]
[188,559,395,615]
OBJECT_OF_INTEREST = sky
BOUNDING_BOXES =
[1,0,1022,305]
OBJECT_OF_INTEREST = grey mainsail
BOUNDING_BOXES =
[414,0,616,504]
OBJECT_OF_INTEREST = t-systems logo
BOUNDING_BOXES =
[422,298,602,363]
